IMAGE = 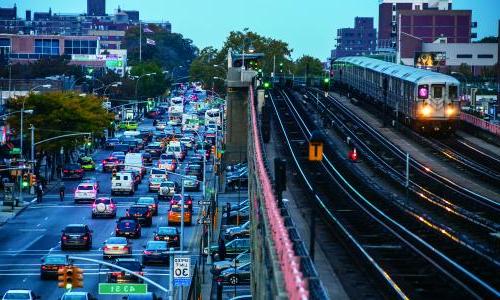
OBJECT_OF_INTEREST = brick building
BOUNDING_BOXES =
[332,17,377,59]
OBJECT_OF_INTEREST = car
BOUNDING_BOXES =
[224,200,249,213]
[211,251,251,275]
[122,292,163,300]
[180,137,194,149]
[111,172,135,195]
[61,224,93,250]
[226,166,248,178]
[226,170,248,190]
[142,241,169,265]
[126,205,153,227]
[182,175,199,191]
[2,290,39,300]
[63,163,84,180]
[158,157,177,172]
[60,292,96,300]
[203,238,250,260]
[184,164,203,181]
[107,258,143,283]
[148,177,164,193]
[155,121,167,130]
[158,181,178,200]
[74,183,98,203]
[226,162,247,172]
[170,194,193,211]
[122,121,139,131]
[145,142,163,158]
[129,170,142,186]
[136,196,159,216]
[228,296,252,300]
[167,205,192,226]
[114,143,132,154]
[78,156,96,171]
[81,176,100,192]
[227,206,250,225]
[111,151,126,162]
[92,197,117,218]
[103,237,132,259]
[40,254,69,279]
[224,221,250,241]
[105,138,120,149]
[196,149,210,161]
[116,217,141,238]
[216,262,251,285]
[142,152,153,166]
[153,226,180,248]
[102,156,121,172]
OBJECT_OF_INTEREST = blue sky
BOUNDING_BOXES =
[4,0,500,60]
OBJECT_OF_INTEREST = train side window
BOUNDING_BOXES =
[432,85,444,99]
[418,84,429,99]
[449,86,458,100]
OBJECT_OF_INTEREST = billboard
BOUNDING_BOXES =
[414,52,446,68]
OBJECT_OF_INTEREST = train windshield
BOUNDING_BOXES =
[432,85,444,99]
[449,86,458,100]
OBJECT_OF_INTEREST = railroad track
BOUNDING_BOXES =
[269,88,499,299]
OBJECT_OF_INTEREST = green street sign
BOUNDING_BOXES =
[98,283,148,295]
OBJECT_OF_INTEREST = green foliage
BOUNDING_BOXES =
[294,55,324,76]
[7,92,113,152]
[475,36,497,43]
[130,62,168,99]
[189,47,225,92]
[0,56,83,79]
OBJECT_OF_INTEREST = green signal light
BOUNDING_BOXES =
[324,78,330,83]
[263,82,271,89]
[22,181,28,187]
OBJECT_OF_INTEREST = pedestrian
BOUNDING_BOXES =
[36,183,43,203]
[59,182,65,202]
[218,236,226,261]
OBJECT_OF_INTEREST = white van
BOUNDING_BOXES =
[166,141,184,161]
[124,153,145,176]
[111,172,135,195]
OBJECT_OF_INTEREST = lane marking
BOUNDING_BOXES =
[14,235,45,256]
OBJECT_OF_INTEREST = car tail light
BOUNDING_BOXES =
[216,277,223,282]
[144,250,152,255]
[123,246,129,251]
[41,265,47,270]
[187,200,192,205]
[154,236,159,240]
[112,272,121,276]
[110,204,115,209]
[138,272,144,276]
[83,236,88,240]
[169,211,174,216]
[174,236,178,241]
[62,235,68,240]
[63,170,69,173]
[92,203,97,208]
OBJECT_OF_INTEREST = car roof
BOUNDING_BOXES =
[4,290,32,293]
[138,197,155,201]
[63,292,88,295]
[66,224,85,227]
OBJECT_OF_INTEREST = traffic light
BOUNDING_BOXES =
[322,77,330,92]
[263,81,271,89]
[279,62,284,73]
[71,267,84,288]
[29,174,37,186]
[22,173,29,188]
[58,266,72,289]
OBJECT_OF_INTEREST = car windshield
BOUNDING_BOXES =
[160,182,173,187]
[117,220,137,229]
[95,198,111,204]
[77,185,93,191]
[65,164,80,170]
[116,261,141,271]
[3,292,31,299]
[61,295,87,300]
[45,256,67,264]
[171,206,185,212]
[129,206,148,214]
[107,237,126,244]
[64,226,85,233]
[158,227,177,235]
[146,241,167,250]
[151,169,166,175]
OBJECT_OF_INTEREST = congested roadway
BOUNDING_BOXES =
[0,98,212,299]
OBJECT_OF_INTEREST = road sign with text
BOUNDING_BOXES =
[98,283,147,295]
[173,256,191,286]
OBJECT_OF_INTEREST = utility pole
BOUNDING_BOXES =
[30,125,35,175]
[139,21,142,62]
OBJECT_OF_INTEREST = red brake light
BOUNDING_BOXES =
[174,236,178,240]
[144,250,152,255]
[41,265,47,269]
[123,246,128,251]
[110,204,115,208]
[83,236,88,240]
[92,203,97,208]
[154,236,159,240]
[62,235,67,240]
[112,272,121,276]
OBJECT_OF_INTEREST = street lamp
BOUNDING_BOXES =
[69,75,92,90]
[103,81,123,97]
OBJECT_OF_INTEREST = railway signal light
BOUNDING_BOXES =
[349,148,358,162]
[322,77,330,93]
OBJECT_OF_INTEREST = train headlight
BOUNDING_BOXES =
[421,105,432,116]
[446,106,455,116]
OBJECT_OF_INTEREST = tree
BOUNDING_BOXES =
[189,47,225,92]
[0,56,83,79]
[475,36,498,43]
[457,63,473,80]
[294,55,324,76]
[130,62,169,99]
[7,92,113,153]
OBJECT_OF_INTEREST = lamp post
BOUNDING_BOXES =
[69,75,92,90]
[103,81,123,97]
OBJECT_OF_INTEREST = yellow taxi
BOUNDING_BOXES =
[167,205,192,225]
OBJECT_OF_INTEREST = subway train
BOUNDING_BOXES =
[332,56,461,134]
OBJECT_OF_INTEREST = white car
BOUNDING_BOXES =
[158,181,177,200]
[2,290,39,300]
[74,183,98,203]
[155,121,167,130]
[102,237,132,259]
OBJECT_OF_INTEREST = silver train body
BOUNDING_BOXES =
[332,56,461,133]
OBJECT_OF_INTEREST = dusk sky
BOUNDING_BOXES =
[5,0,500,60]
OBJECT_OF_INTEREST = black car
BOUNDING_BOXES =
[145,144,163,158]
[61,224,93,250]
[126,205,153,227]
[62,163,84,180]
[226,170,248,190]
[216,262,251,285]
[185,164,203,181]
[142,153,153,166]
[40,254,69,279]
[142,241,169,265]
[123,292,162,300]
[105,138,120,150]
[113,143,131,154]
[153,226,180,248]
[107,258,143,283]
[115,217,142,238]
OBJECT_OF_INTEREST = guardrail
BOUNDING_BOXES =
[248,86,309,300]
[460,112,500,137]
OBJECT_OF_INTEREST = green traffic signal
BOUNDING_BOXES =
[22,181,28,188]
[263,82,271,89]
[323,78,330,83]
[279,62,284,67]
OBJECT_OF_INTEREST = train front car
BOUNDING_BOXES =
[332,56,460,135]
[413,75,460,134]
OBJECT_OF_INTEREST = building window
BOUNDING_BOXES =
[456,54,472,59]
[477,54,493,59]
[34,39,59,55]
[64,39,97,55]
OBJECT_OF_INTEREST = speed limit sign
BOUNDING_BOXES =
[173,256,191,286]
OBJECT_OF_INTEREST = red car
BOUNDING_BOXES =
[102,157,121,172]
[62,163,84,179]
